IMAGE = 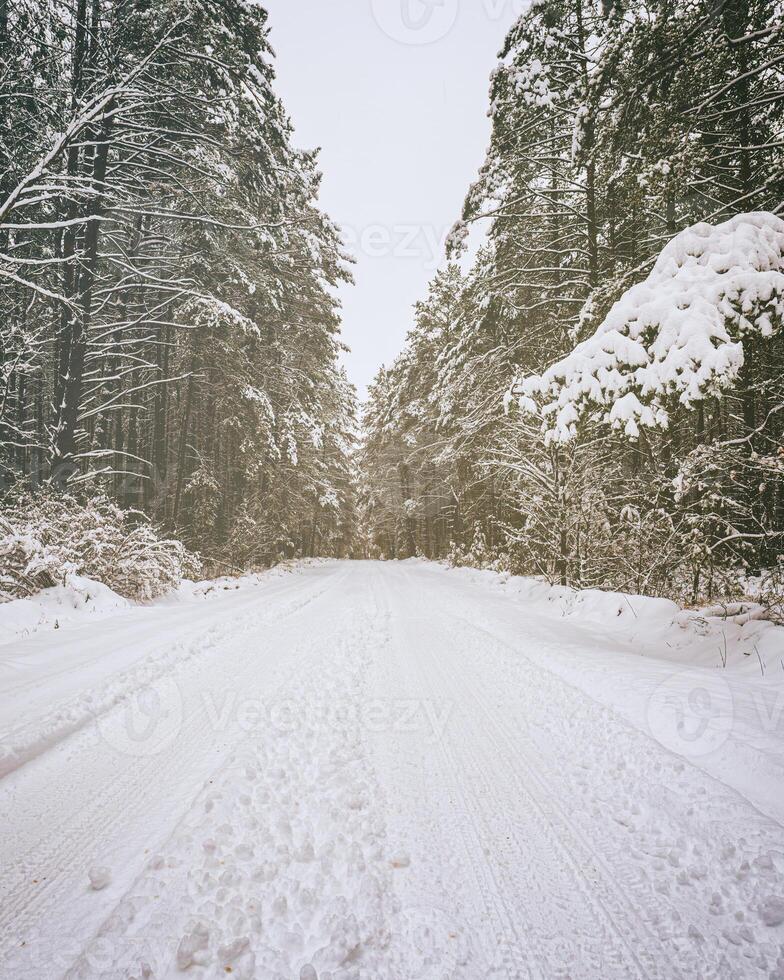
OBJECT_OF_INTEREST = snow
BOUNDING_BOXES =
[1,560,783,978]
[0,564,315,780]
[175,923,210,971]
[517,212,784,442]
[441,564,784,677]
[761,897,784,928]
[429,560,784,824]
[87,867,112,891]
[0,563,308,646]
[0,575,131,646]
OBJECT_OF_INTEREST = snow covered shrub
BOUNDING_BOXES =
[446,527,487,568]
[489,415,631,588]
[671,443,784,601]
[753,566,784,626]
[445,527,512,573]
[0,492,200,602]
[444,540,468,567]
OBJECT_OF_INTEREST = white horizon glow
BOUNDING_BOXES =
[264,0,521,399]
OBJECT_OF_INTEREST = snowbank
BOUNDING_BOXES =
[440,564,784,678]
[0,575,131,646]
[415,560,784,822]
[0,560,311,646]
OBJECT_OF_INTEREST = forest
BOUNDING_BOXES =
[0,0,357,597]
[1,0,783,611]
[360,0,784,608]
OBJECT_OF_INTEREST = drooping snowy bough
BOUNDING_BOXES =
[514,213,784,443]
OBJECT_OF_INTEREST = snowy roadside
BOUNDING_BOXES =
[427,560,784,679]
[0,560,321,648]
[0,561,332,782]
[404,560,784,823]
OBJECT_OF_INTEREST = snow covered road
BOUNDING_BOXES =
[1,561,783,979]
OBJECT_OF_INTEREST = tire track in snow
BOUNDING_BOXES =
[369,570,539,979]
[444,606,784,979]
[374,569,728,980]
[430,615,670,978]
[382,568,654,979]
[0,565,351,979]
[60,585,401,979]
[0,569,339,782]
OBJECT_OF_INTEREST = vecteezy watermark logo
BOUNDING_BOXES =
[97,675,183,758]
[371,0,459,45]
[341,222,451,269]
[646,670,734,758]
[201,693,454,744]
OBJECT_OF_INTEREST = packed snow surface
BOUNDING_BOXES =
[1,560,783,978]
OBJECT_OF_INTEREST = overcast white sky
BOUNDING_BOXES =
[264,0,521,398]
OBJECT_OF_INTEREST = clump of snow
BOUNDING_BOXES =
[218,936,250,967]
[516,212,784,442]
[87,866,111,891]
[176,921,210,969]
[759,896,784,927]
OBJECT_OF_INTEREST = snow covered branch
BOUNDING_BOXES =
[515,213,784,443]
